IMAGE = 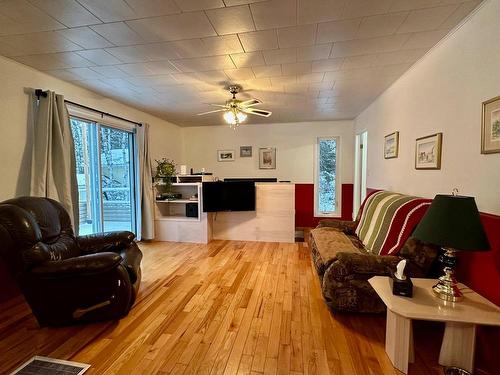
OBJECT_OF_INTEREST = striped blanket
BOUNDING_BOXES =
[355,191,431,255]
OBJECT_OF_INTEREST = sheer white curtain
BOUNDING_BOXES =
[137,123,154,240]
[30,90,79,231]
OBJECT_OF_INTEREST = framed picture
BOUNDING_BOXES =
[240,146,252,157]
[415,133,442,170]
[384,131,399,159]
[259,148,276,169]
[217,150,235,162]
[481,95,500,154]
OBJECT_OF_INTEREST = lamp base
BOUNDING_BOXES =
[433,248,463,302]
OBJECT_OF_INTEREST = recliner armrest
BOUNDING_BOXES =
[31,252,122,278]
[119,244,142,284]
[327,252,402,282]
[77,231,135,254]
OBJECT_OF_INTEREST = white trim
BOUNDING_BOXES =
[67,103,136,133]
[314,136,341,218]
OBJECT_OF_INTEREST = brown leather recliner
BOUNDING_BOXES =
[0,196,142,326]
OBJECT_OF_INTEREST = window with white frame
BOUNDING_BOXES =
[314,136,340,217]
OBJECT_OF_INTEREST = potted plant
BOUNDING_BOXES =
[153,158,176,194]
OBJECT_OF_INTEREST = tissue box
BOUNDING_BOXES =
[390,272,413,297]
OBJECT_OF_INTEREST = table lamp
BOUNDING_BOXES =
[412,193,489,302]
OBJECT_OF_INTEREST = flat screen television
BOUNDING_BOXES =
[202,181,256,212]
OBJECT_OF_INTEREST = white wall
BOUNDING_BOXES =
[0,55,182,201]
[182,121,355,184]
[355,0,500,214]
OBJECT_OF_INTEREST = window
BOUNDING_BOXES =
[314,137,340,217]
[70,117,137,235]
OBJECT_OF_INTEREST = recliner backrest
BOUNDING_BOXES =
[0,197,79,273]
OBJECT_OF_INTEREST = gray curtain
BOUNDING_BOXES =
[30,90,79,232]
[137,123,154,240]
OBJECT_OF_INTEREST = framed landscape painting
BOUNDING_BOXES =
[415,133,442,170]
[384,131,399,159]
[481,95,500,154]
[259,148,276,169]
[217,150,235,162]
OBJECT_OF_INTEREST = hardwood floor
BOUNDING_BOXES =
[0,240,445,375]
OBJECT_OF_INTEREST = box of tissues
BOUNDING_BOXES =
[390,259,413,297]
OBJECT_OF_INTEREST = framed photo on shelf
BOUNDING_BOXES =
[217,150,235,162]
[415,133,442,170]
[481,95,500,154]
[384,131,399,159]
[240,146,252,157]
[259,148,276,169]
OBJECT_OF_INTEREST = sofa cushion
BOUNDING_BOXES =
[355,191,431,255]
[310,227,364,277]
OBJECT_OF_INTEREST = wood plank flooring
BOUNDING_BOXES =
[0,240,445,375]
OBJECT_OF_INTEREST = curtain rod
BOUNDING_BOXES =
[34,89,142,127]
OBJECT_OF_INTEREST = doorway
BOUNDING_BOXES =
[353,131,368,219]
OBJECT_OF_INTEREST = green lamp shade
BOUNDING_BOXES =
[412,195,490,251]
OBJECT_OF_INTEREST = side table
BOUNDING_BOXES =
[369,276,500,374]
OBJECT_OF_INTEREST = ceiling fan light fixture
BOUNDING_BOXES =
[236,111,247,123]
[223,110,236,124]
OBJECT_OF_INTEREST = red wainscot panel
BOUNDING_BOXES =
[295,183,353,228]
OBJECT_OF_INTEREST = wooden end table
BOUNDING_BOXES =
[369,276,500,374]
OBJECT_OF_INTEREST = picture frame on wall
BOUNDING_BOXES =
[217,150,235,162]
[259,148,276,169]
[481,95,500,154]
[384,131,399,159]
[415,133,442,170]
[240,146,252,157]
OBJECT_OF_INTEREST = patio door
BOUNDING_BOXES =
[70,117,137,235]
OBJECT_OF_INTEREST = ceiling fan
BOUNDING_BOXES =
[197,85,272,128]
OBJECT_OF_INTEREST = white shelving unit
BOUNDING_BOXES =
[154,175,213,243]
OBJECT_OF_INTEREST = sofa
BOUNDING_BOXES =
[309,190,439,313]
[0,196,142,326]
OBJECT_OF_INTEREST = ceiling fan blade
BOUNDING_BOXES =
[196,109,225,116]
[239,98,262,107]
[208,104,228,108]
[240,107,272,117]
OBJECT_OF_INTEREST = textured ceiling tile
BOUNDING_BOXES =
[281,62,312,75]
[263,47,297,64]
[397,5,458,34]
[91,22,145,46]
[0,0,65,35]
[316,19,361,44]
[341,54,377,70]
[122,0,181,18]
[296,44,332,61]
[75,49,121,65]
[127,74,178,87]
[173,0,225,11]
[250,0,297,30]
[0,32,81,56]
[390,0,462,13]
[171,55,235,72]
[89,65,130,78]
[357,12,408,39]
[375,48,427,65]
[330,34,410,58]
[206,5,255,35]
[297,0,346,24]
[297,72,324,83]
[224,67,256,80]
[342,0,394,18]
[224,0,268,5]
[311,58,343,72]
[439,1,481,29]
[28,0,102,28]
[401,29,449,49]
[65,67,104,80]
[126,12,216,42]
[202,35,245,56]
[116,62,156,76]
[13,52,92,70]
[239,29,278,52]
[252,64,282,78]
[105,45,150,63]
[277,24,317,48]
[75,0,137,22]
[230,51,266,68]
[57,27,114,49]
